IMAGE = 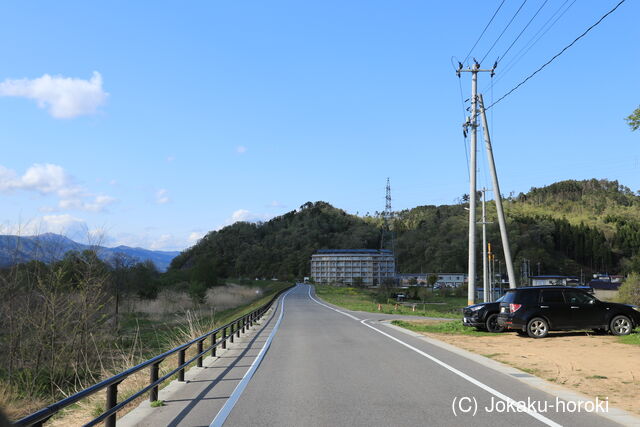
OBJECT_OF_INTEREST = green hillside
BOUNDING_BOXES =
[170,179,640,280]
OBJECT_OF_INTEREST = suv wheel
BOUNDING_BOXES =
[610,315,632,336]
[485,313,504,333]
[527,317,549,338]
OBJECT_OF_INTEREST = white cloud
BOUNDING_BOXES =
[221,209,272,228]
[166,156,175,163]
[156,189,170,204]
[268,200,285,208]
[0,214,88,239]
[0,163,79,196]
[188,231,205,244]
[236,146,247,154]
[59,194,116,212]
[0,71,108,118]
[0,163,116,212]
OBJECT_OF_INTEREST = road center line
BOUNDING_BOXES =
[209,286,296,427]
[306,285,560,427]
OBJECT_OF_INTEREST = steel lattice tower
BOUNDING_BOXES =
[380,178,394,253]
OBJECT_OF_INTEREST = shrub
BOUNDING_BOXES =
[618,272,640,306]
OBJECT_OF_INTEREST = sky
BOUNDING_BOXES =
[0,0,638,251]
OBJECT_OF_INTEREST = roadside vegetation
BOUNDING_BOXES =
[391,320,494,336]
[0,251,290,423]
[314,285,465,319]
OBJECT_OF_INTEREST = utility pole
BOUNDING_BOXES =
[457,61,496,304]
[478,188,492,302]
[478,94,517,289]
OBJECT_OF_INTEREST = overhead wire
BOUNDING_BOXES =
[483,0,576,93]
[496,0,549,65]
[487,0,626,110]
[480,0,529,65]
[462,0,507,65]
[452,56,471,181]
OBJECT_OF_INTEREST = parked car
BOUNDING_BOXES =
[462,296,505,333]
[497,286,640,338]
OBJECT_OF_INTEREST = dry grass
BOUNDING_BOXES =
[22,283,288,426]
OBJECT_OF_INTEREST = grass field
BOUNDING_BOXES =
[391,320,495,336]
[313,285,465,319]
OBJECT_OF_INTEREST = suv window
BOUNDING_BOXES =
[564,289,595,305]
[502,291,516,303]
[540,289,564,303]
[515,289,539,304]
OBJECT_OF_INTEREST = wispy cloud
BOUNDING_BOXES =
[0,214,88,239]
[0,71,108,118]
[156,189,170,204]
[236,146,247,154]
[0,163,116,212]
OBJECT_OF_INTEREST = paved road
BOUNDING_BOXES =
[122,284,628,426]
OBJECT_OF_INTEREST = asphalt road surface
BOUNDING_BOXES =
[121,284,627,426]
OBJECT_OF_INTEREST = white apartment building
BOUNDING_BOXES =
[310,249,395,286]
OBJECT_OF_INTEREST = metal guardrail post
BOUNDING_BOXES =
[230,324,234,343]
[106,383,118,427]
[178,349,186,381]
[222,327,227,349]
[197,340,204,367]
[211,332,217,357]
[242,316,246,333]
[150,362,160,402]
[236,320,240,338]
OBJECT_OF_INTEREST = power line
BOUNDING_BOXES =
[484,0,576,92]
[462,0,506,65]
[497,0,549,65]
[487,0,626,110]
[451,56,470,180]
[480,0,529,65]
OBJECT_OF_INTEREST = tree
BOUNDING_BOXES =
[427,274,438,287]
[618,272,640,306]
[626,106,640,131]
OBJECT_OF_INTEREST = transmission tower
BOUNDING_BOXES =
[380,178,394,253]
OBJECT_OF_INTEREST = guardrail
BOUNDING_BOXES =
[15,284,295,427]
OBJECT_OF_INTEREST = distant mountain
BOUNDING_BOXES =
[0,233,180,271]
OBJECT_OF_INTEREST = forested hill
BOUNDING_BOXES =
[170,202,381,279]
[170,179,640,280]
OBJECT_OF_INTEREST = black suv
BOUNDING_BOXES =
[462,296,505,332]
[497,286,640,338]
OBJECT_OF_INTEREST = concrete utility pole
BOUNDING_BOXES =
[478,94,517,289]
[457,61,496,304]
[479,188,492,301]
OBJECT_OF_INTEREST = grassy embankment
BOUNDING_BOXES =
[5,280,292,425]
[313,285,465,319]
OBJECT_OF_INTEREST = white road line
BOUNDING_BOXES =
[306,285,560,427]
[359,319,561,427]
[307,285,360,321]
[209,286,296,427]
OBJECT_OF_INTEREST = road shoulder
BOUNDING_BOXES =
[382,320,640,427]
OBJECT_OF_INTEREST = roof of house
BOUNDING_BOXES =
[314,249,393,254]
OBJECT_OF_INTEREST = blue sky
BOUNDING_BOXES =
[0,1,637,250]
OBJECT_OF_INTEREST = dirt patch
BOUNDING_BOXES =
[420,330,640,415]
